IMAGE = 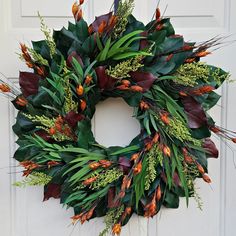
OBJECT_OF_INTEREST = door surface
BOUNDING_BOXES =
[0,0,236,236]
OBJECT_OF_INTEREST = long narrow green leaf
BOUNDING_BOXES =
[110,145,139,155]
[72,57,84,78]
[113,51,151,60]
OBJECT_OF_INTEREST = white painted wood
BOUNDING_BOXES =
[0,0,236,235]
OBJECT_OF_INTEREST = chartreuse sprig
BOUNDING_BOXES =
[63,79,78,113]
[38,12,56,56]
[99,205,124,236]
[13,172,52,187]
[89,168,123,190]
[112,0,135,39]
[27,47,49,66]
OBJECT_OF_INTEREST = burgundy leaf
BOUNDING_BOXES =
[19,72,41,97]
[119,156,131,174]
[67,51,84,68]
[130,71,156,91]
[140,31,149,50]
[65,111,84,128]
[95,66,116,90]
[43,183,61,201]
[203,138,219,158]
[35,130,51,142]
[181,96,207,129]
[92,12,113,32]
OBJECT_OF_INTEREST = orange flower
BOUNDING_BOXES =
[0,83,11,93]
[80,99,86,111]
[125,207,132,215]
[76,84,84,96]
[47,161,60,168]
[36,66,45,76]
[130,85,143,92]
[184,155,194,164]
[210,126,221,133]
[163,145,171,157]
[202,174,212,183]
[71,213,83,225]
[144,194,157,217]
[99,159,112,168]
[112,223,121,235]
[16,97,28,106]
[155,8,161,21]
[179,91,188,97]
[192,85,214,95]
[85,75,93,85]
[231,138,236,143]
[160,113,170,125]
[133,162,142,175]
[72,2,83,21]
[145,142,152,151]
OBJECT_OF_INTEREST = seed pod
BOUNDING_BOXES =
[202,174,212,183]
[145,142,153,151]
[80,99,86,111]
[16,97,28,106]
[76,85,84,96]
[184,155,194,164]
[125,207,132,215]
[156,8,161,21]
[153,133,160,144]
[160,113,170,125]
[232,138,236,143]
[83,177,97,186]
[0,83,11,92]
[195,51,211,57]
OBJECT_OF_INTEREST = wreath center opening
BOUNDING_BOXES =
[92,98,140,147]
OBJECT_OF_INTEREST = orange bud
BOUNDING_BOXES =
[195,51,211,58]
[89,162,101,170]
[131,153,140,161]
[210,126,221,133]
[83,177,97,186]
[185,58,195,63]
[202,174,212,183]
[88,24,93,34]
[0,83,11,93]
[130,85,143,92]
[156,185,162,201]
[121,80,131,87]
[118,190,126,198]
[86,207,95,220]
[80,99,86,111]
[231,138,236,143]
[16,97,28,106]
[117,85,129,90]
[47,161,60,168]
[133,162,142,175]
[36,66,45,76]
[179,91,188,97]
[55,123,62,132]
[49,127,56,135]
[76,84,84,96]
[182,45,194,51]
[156,8,161,21]
[125,207,132,215]
[184,155,194,164]
[99,159,112,168]
[140,100,150,110]
[197,164,205,174]
[163,145,171,157]
[160,113,170,125]
[112,223,121,235]
[153,133,160,144]
[98,20,107,34]
[72,2,83,21]
[85,75,93,85]
[79,0,84,4]
[145,142,153,151]
[166,54,173,62]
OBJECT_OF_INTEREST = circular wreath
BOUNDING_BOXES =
[0,0,233,235]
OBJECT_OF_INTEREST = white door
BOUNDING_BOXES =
[1,0,236,235]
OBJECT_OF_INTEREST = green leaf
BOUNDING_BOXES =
[72,57,84,78]
[110,145,139,155]
[143,117,151,135]
[96,33,104,51]
[97,37,112,61]
[150,113,158,131]
[113,51,151,60]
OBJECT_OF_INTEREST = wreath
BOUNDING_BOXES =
[0,0,234,235]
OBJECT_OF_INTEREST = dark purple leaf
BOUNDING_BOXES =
[130,71,156,91]
[67,51,84,68]
[35,130,51,142]
[108,187,119,208]
[181,96,207,129]
[65,111,84,128]
[203,138,219,158]
[43,183,61,201]
[92,12,113,32]
[95,66,116,90]
[19,72,41,97]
